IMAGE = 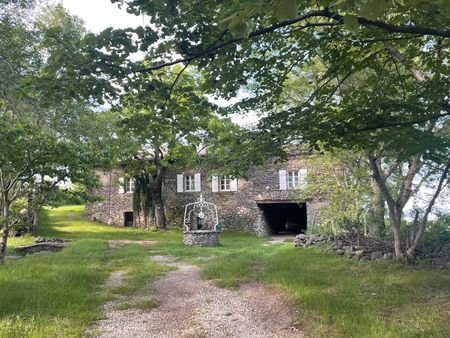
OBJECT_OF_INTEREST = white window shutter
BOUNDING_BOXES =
[279,169,287,190]
[230,177,238,191]
[299,169,308,188]
[118,177,124,193]
[176,174,183,193]
[211,175,219,192]
[194,173,201,192]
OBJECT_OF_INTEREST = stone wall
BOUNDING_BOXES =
[183,230,220,246]
[85,170,136,227]
[86,155,326,235]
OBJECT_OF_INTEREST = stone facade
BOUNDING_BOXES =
[86,154,326,236]
[183,230,220,246]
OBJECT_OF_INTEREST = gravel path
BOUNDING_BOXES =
[95,257,303,338]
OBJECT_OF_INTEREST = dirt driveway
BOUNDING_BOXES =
[95,257,303,338]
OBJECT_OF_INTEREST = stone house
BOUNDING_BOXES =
[86,154,326,236]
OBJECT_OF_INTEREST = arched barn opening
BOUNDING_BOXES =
[257,201,307,235]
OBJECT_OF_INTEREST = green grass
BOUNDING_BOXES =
[1,205,449,338]
[35,205,179,241]
[0,206,174,337]
[202,244,450,338]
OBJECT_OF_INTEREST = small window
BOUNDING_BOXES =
[288,171,299,189]
[185,175,195,192]
[124,177,135,193]
[220,175,231,191]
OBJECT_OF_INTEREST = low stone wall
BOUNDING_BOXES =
[183,230,220,247]
[294,233,394,261]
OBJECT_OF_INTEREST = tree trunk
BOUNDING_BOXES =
[368,155,406,260]
[27,191,35,232]
[390,214,405,260]
[0,195,10,264]
[367,177,385,238]
[151,183,167,231]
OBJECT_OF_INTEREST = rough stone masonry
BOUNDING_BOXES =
[86,153,326,236]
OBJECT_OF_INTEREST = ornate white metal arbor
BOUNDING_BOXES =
[183,194,219,231]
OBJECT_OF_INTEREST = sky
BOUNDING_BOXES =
[61,0,144,33]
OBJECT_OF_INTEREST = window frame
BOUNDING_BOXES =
[184,174,196,192]
[220,175,232,191]
[287,170,300,189]
[123,177,135,193]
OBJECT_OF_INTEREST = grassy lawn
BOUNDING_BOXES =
[1,205,449,337]
[202,246,450,337]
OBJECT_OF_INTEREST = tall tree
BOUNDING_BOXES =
[117,66,215,230]
[0,2,103,261]
[0,114,96,262]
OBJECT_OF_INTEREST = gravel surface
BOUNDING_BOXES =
[95,257,303,338]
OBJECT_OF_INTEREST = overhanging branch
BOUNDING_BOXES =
[135,8,450,73]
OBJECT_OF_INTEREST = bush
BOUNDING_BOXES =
[46,185,92,207]
[417,214,450,258]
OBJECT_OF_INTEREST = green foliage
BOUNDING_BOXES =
[202,117,284,177]
[301,149,370,234]
[417,213,450,257]
[118,66,214,174]
[45,185,92,207]
[112,0,449,158]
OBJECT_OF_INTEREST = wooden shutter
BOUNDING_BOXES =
[211,175,219,192]
[176,174,183,193]
[118,177,125,193]
[230,177,238,191]
[279,169,287,190]
[194,173,201,192]
[299,169,308,188]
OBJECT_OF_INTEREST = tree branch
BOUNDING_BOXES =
[327,12,450,38]
[406,156,450,256]
[134,8,450,73]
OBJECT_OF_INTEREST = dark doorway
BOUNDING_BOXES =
[124,212,134,227]
[257,201,307,234]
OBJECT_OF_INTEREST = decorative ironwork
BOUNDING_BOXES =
[183,194,219,231]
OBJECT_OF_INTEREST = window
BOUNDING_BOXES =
[212,174,237,192]
[220,175,231,191]
[177,173,201,193]
[185,174,195,192]
[124,177,135,193]
[288,171,300,189]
